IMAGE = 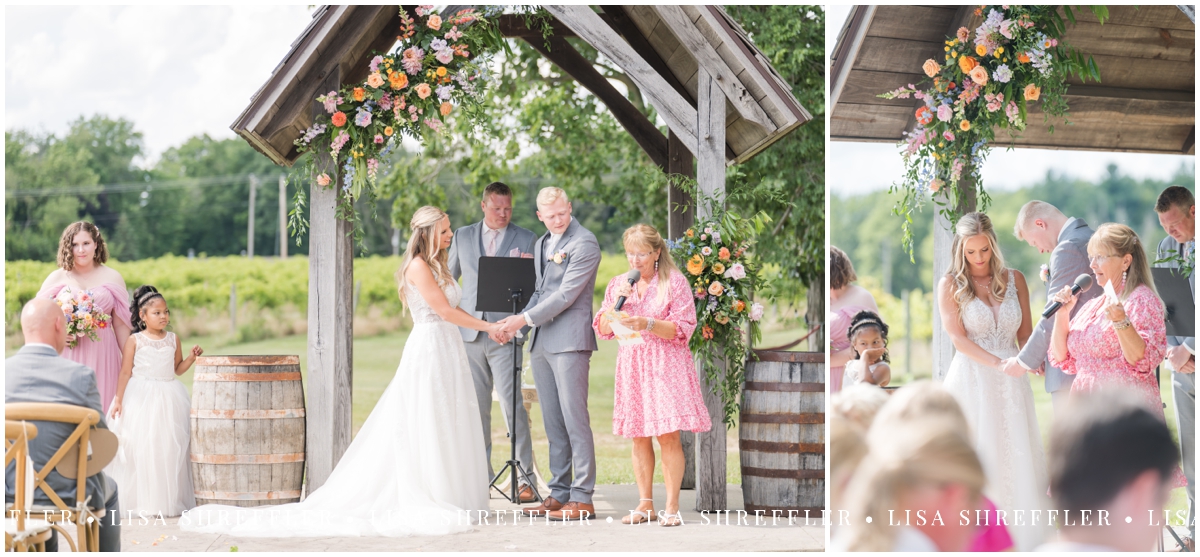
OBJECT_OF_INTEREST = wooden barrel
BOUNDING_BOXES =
[190,355,305,507]
[739,350,824,515]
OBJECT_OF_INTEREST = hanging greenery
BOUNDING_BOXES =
[879,5,1106,259]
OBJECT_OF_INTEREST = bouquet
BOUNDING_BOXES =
[54,287,112,349]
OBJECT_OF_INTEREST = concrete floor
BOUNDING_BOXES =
[93,484,826,552]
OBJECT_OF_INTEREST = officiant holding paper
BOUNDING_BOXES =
[448,181,538,502]
[593,224,711,527]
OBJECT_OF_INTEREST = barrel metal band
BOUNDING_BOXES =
[190,409,306,419]
[190,453,305,464]
[742,467,825,480]
[744,381,824,393]
[739,439,824,454]
[739,413,824,424]
[194,490,302,500]
[193,373,302,382]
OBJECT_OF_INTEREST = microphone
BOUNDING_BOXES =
[1042,274,1094,318]
[614,270,641,311]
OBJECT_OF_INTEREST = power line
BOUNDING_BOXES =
[4,173,268,199]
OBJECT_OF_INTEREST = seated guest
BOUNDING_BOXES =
[829,415,867,537]
[5,298,121,552]
[830,383,889,431]
[1037,390,1180,552]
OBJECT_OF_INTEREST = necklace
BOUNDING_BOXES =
[970,275,992,289]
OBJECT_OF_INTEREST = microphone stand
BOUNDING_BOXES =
[489,288,542,504]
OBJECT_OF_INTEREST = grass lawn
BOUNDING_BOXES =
[166,324,811,487]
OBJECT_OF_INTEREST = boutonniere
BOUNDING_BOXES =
[1039,264,1050,284]
[549,250,568,265]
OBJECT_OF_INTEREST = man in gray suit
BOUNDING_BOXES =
[5,298,121,552]
[1001,201,1098,416]
[497,186,600,521]
[447,181,539,503]
[1154,185,1195,549]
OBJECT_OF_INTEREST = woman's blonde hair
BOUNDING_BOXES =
[830,415,868,519]
[842,420,985,551]
[57,221,109,271]
[947,212,1008,314]
[395,206,452,310]
[622,224,679,306]
[1088,223,1157,302]
[830,383,890,431]
[869,380,970,438]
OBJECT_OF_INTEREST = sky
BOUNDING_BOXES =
[5,5,315,166]
[825,5,1195,196]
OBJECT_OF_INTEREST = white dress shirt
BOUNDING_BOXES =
[483,222,507,257]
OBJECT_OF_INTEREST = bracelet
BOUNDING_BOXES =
[645,317,655,331]
[1112,318,1132,330]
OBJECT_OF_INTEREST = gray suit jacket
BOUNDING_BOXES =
[526,218,601,354]
[1017,218,1101,392]
[448,221,538,343]
[1156,235,1195,353]
[5,345,110,507]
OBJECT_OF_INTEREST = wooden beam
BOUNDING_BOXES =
[654,6,777,132]
[1184,128,1196,154]
[523,35,668,170]
[667,131,696,240]
[544,5,701,156]
[694,67,727,512]
[305,69,355,493]
[608,6,694,103]
[830,6,875,114]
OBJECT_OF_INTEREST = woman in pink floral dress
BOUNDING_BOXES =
[38,222,132,413]
[1049,223,1186,488]
[594,224,711,527]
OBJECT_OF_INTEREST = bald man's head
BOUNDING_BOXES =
[21,298,67,353]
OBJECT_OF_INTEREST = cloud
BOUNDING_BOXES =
[5,5,314,166]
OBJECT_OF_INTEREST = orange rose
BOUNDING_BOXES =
[701,326,714,340]
[957,55,977,74]
[427,14,442,30]
[1023,83,1041,101]
[734,300,746,313]
[1018,52,1030,64]
[718,247,730,261]
[975,44,987,57]
[922,58,940,78]
[388,71,409,90]
[366,72,384,89]
[440,102,453,116]
[968,65,988,86]
[415,83,432,99]
[331,111,347,127]
[686,255,705,276]
[712,263,726,275]
[384,126,394,136]
[959,119,971,131]
[708,282,725,296]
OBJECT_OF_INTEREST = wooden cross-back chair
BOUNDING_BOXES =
[5,421,55,552]
[5,403,108,552]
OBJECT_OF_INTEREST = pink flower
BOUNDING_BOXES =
[374,134,384,144]
[320,91,340,114]
[425,118,442,131]
[943,130,955,141]
[415,83,432,99]
[723,262,747,281]
[415,5,432,16]
[749,302,764,322]
[936,104,953,122]
[317,173,331,187]
[445,26,463,41]
[379,94,392,110]
[427,14,442,30]
[956,26,970,43]
[402,47,424,75]
[435,49,454,64]
[366,72,384,89]
[369,55,383,73]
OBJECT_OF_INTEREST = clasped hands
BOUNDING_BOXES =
[487,315,528,344]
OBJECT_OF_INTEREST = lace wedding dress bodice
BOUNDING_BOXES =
[942,270,1051,551]
[405,280,460,325]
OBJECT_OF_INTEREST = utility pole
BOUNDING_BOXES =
[248,174,259,259]
[279,174,288,258]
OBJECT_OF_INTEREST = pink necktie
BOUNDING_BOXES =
[486,229,497,257]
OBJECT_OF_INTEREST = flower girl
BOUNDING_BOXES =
[843,310,892,387]
[107,285,202,516]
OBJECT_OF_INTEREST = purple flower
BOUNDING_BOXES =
[937,104,953,122]
[430,38,447,51]
[355,109,372,127]
[993,64,1012,83]
[435,84,453,101]
[435,48,454,64]
[369,55,383,73]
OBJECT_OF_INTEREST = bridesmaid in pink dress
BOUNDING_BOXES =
[37,222,132,413]
[593,224,710,528]
[829,247,880,393]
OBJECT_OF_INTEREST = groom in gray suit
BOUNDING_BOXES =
[1154,185,1195,549]
[498,186,600,521]
[5,298,121,552]
[1002,201,1099,415]
[447,181,538,502]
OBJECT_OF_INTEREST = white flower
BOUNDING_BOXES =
[724,263,747,281]
[749,302,764,322]
[701,247,713,256]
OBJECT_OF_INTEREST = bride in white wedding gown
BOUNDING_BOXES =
[181,206,506,537]
[937,213,1051,551]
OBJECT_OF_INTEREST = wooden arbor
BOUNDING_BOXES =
[230,5,811,510]
[830,5,1194,379]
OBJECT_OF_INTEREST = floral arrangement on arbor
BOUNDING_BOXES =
[879,5,1105,256]
[288,5,508,241]
[54,287,112,349]
[669,203,771,428]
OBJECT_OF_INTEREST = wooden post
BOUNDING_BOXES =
[668,130,697,490]
[229,283,237,334]
[806,277,825,353]
[694,68,727,512]
[306,69,354,493]
[279,174,288,259]
[248,175,258,258]
[931,176,977,381]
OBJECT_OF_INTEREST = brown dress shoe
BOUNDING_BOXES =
[546,501,595,521]
[517,484,537,503]
[522,495,563,516]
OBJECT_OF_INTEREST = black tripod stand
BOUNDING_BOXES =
[488,288,543,504]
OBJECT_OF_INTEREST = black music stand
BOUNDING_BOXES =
[1152,267,1195,338]
[476,256,540,504]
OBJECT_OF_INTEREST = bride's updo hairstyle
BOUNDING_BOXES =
[396,206,452,310]
[948,212,1009,313]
